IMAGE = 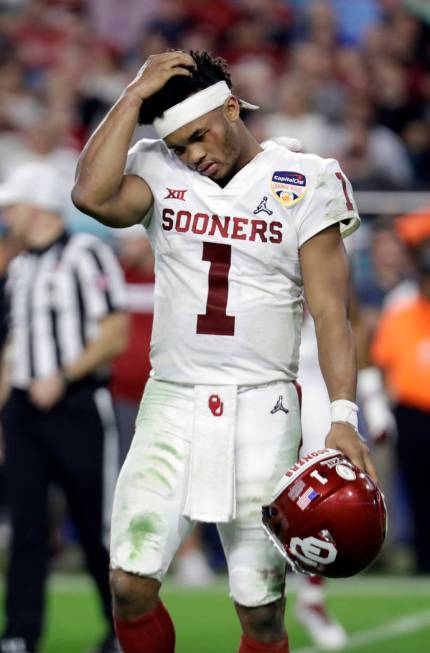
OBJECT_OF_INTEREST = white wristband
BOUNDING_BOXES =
[331,399,358,431]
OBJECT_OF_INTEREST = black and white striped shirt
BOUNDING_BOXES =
[6,231,126,389]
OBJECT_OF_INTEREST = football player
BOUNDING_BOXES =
[72,50,376,653]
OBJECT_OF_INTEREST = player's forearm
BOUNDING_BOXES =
[72,92,142,212]
[63,312,129,383]
[314,308,357,402]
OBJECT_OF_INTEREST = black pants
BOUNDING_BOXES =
[394,403,430,573]
[1,383,119,650]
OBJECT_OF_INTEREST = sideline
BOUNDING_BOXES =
[295,609,430,653]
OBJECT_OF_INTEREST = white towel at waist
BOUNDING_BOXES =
[183,384,237,523]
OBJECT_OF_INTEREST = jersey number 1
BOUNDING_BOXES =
[197,242,235,336]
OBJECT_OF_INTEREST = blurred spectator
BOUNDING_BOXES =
[85,0,159,54]
[173,24,217,62]
[299,0,337,49]
[372,237,430,573]
[372,57,422,134]
[110,226,155,465]
[137,27,172,63]
[221,0,291,71]
[329,0,382,45]
[263,74,329,153]
[356,217,413,336]
[0,161,127,653]
[402,120,430,186]
[0,108,79,200]
[78,40,131,135]
[230,59,277,108]
[9,1,69,75]
[186,0,241,41]
[0,58,41,132]
[221,14,283,71]
[328,97,413,188]
[0,0,428,189]
[144,0,191,47]
[395,207,430,249]
[335,46,370,97]
[289,43,345,122]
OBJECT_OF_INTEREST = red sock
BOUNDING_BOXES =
[238,633,289,652]
[114,601,175,653]
[306,575,325,587]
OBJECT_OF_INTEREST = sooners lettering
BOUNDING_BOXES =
[164,188,188,200]
[285,450,330,478]
[208,394,224,416]
[176,210,191,232]
[162,208,283,244]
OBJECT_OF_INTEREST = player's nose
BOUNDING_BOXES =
[186,144,206,167]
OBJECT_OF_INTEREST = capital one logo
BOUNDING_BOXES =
[290,536,337,568]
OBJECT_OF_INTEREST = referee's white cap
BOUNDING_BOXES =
[0,161,67,214]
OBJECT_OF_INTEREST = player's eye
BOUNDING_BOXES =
[191,130,208,143]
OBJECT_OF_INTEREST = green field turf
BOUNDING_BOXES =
[2,575,430,653]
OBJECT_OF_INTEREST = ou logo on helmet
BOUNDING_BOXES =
[289,536,337,568]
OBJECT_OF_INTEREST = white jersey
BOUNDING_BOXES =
[126,139,359,385]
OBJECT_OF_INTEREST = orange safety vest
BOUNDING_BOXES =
[372,295,430,411]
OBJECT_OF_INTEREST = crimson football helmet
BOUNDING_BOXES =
[262,448,387,578]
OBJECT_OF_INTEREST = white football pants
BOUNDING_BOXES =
[110,377,302,607]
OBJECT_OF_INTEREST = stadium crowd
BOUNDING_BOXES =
[0,2,429,651]
[0,0,429,190]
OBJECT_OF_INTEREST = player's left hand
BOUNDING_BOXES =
[29,374,66,411]
[325,422,378,483]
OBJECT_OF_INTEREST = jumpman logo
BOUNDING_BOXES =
[253,196,273,216]
[270,396,289,415]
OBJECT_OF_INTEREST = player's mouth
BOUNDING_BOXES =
[198,161,219,177]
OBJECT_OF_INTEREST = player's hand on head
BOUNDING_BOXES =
[325,422,378,483]
[126,52,197,103]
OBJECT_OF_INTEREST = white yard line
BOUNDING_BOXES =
[295,609,430,653]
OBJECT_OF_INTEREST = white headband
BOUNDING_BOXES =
[152,81,259,139]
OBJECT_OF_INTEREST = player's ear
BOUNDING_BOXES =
[223,96,240,122]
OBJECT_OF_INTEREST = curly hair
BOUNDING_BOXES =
[138,50,232,125]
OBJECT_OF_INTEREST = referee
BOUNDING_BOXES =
[0,162,128,653]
